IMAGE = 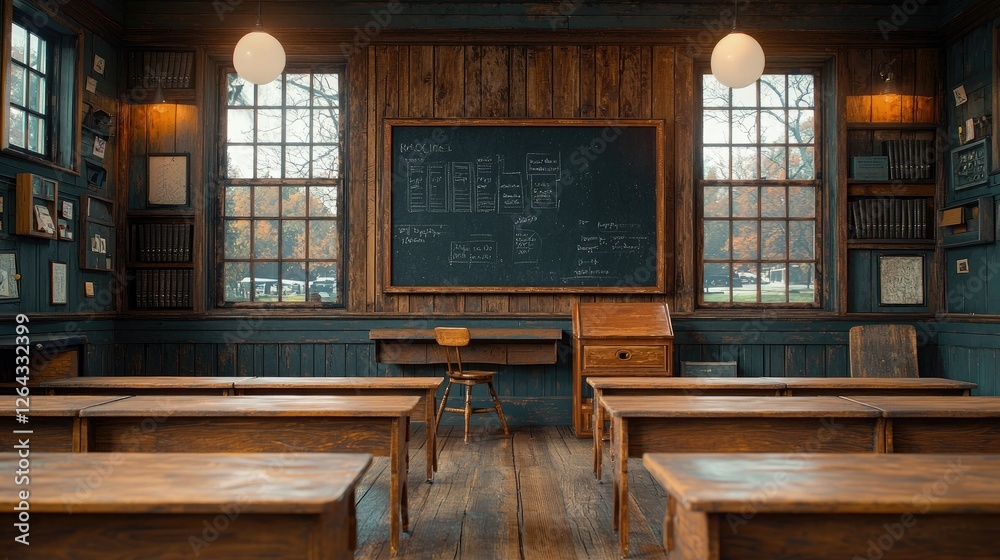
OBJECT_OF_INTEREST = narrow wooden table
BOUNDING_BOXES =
[78,395,418,555]
[233,376,444,480]
[369,327,563,365]
[603,395,884,557]
[782,377,977,396]
[845,395,1000,452]
[41,376,252,395]
[587,377,786,480]
[643,453,1000,560]
[0,452,371,560]
[0,395,127,452]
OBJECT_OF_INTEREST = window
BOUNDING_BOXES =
[699,72,820,306]
[220,71,344,306]
[4,6,78,168]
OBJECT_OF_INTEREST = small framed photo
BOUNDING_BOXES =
[956,258,970,274]
[0,251,20,300]
[50,261,68,305]
[878,254,925,306]
[147,153,190,207]
[951,138,990,191]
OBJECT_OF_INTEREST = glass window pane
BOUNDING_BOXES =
[11,24,27,64]
[227,73,252,106]
[258,78,282,106]
[703,262,732,302]
[224,219,251,258]
[285,145,310,178]
[790,264,815,302]
[761,186,786,217]
[286,108,310,143]
[225,186,251,217]
[731,186,758,217]
[732,147,757,180]
[313,74,339,106]
[312,145,339,178]
[227,109,255,143]
[28,72,44,112]
[309,220,339,259]
[789,221,815,260]
[309,186,338,217]
[29,33,45,72]
[257,109,282,143]
[760,273,788,303]
[308,262,338,302]
[789,109,815,144]
[8,107,25,147]
[789,74,815,107]
[9,65,26,106]
[761,146,787,180]
[760,74,785,106]
[224,261,251,302]
[282,186,307,217]
[789,147,815,180]
[286,73,311,106]
[313,109,339,143]
[731,83,756,107]
[703,221,730,260]
[282,220,306,259]
[732,110,757,144]
[254,219,279,259]
[252,262,279,301]
[702,74,730,107]
[226,146,254,178]
[28,115,44,154]
[703,186,730,218]
[732,220,758,260]
[788,187,815,218]
[737,263,759,290]
[702,110,730,144]
[760,221,787,259]
[256,145,281,179]
[254,186,280,217]
[280,262,306,302]
[702,146,729,180]
[760,110,786,144]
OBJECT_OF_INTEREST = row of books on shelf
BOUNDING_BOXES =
[881,139,934,180]
[849,198,930,240]
[132,223,192,262]
[134,269,192,308]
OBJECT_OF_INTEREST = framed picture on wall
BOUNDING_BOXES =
[878,254,925,306]
[50,261,68,305]
[993,26,1000,173]
[147,153,190,207]
[951,138,990,191]
[0,251,20,300]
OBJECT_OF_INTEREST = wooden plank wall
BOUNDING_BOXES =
[364,44,679,315]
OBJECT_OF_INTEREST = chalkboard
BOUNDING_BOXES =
[383,119,665,292]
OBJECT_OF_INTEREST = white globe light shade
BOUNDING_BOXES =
[233,30,286,85]
[711,32,766,89]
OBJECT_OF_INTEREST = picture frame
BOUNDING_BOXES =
[58,199,75,241]
[951,138,990,191]
[50,260,68,305]
[147,153,190,207]
[878,254,925,306]
[993,26,1000,174]
[0,251,20,300]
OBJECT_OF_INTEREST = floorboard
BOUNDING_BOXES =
[356,424,669,560]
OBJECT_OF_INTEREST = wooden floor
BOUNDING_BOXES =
[356,424,669,560]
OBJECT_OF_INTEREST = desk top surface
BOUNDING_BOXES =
[369,328,563,341]
[602,395,881,417]
[643,452,1000,514]
[41,376,252,389]
[587,376,786,390]
[781,377,977,389]
[234,376,444,389]
[0,395,128,416]
[845,395,1000,417]
[78,395,421,417]
[0,452,371,513]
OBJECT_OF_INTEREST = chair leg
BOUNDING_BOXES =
[487,381,509,435]
[436,381,452,433]
[464,384,473,443]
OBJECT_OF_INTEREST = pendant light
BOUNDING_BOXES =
[710,0,765,89]
[233,0,286,85]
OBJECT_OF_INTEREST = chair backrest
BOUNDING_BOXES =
[849,324,919,378]
[680,361,737,377]
[434,327,471,376]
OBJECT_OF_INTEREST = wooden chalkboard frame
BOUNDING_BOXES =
[381,118,666,293]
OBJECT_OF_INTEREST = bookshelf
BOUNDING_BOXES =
[15,173,59,240]
[126,215,194,309]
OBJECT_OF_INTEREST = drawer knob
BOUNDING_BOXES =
[617,350,632,360]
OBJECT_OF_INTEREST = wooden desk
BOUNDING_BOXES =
[42,376,251,395]
[846,396,1000,453]
[233,376,444,480]
[0,333,86,385]
[604,395,883,557]
[0,395,127,452]
[0,452,371,560]
[782,377,976,396]
[79,395,418,555]
[643,453,1000,560]
[587,377,786,480]
[369,327,563,365]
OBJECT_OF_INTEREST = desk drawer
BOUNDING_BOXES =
[582,345,667,369]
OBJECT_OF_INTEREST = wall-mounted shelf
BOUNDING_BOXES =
[940,196,995,248]
[15,173,59,240]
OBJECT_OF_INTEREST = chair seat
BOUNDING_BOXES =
[449,370,496,381]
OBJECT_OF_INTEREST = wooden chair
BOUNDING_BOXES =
[849,324,919,378]
[680,361,738,377]
[434,327,510,443]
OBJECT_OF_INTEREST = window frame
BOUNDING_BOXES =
[215,66,347,309]
[1,0,82,172]
[696,66,824,309]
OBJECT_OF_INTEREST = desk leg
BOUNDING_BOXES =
[593,391,603,481]
[612,416,630,557]
[426,388,437,481]
[389,416,405,556]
